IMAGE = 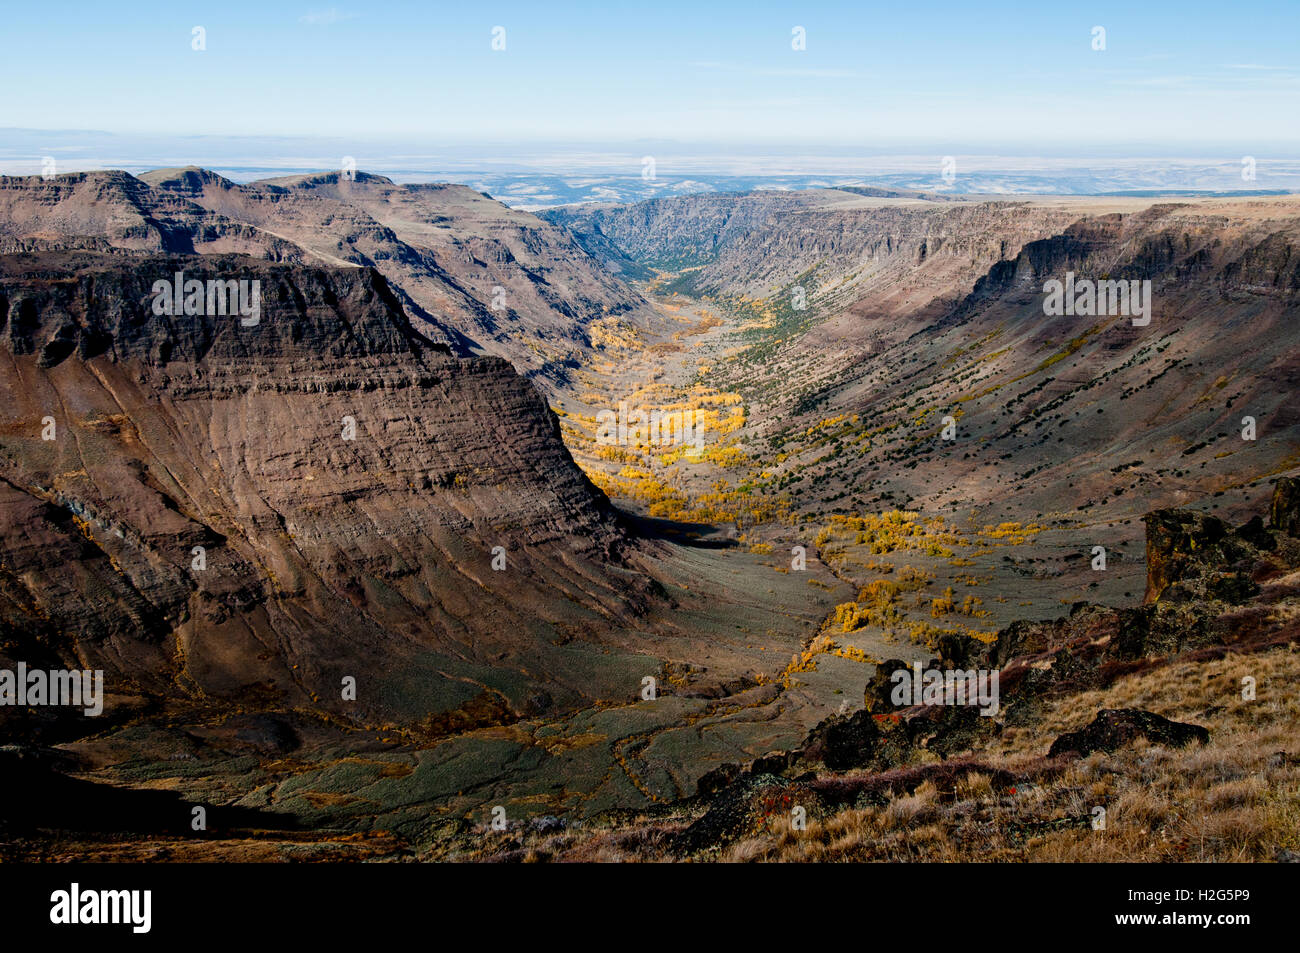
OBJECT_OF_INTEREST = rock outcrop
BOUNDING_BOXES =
[1271,476,1300,537]
[1047,708,1209,758]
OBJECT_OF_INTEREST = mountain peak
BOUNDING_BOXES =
[138,166,238,193]
[253,170,396,190]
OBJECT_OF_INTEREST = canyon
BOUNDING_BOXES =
[1,172,1296,860]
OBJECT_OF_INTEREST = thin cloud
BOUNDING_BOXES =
[300,9,356,26]
[1109,75,1198,88]
[691,61,861,79]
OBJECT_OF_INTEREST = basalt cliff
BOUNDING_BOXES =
[0,248,653,743]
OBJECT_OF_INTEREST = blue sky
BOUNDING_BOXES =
[3,1,1298,150]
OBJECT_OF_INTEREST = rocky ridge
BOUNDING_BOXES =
[0,169,657,387]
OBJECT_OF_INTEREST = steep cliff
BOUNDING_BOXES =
[0,251,656,740]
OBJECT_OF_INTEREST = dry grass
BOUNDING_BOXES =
[449,641,1299,863]
[715,643,1300,862]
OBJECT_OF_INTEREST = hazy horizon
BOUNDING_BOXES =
[3,127,1297,206]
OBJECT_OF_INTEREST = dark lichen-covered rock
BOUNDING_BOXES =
[1238,514,1275,551]
[864,658,910,712]
[1048,708,1209,758]
[1143,508,1273,604]
[901,702,992,759]
[801,709,881,771]
[675,773,794,853]
[1271,477,1300,537]
[1144,510,1230,603]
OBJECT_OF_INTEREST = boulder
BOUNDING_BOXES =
[1143,509,1230,603]
[801,709,881,771]
[675,773,793,853]
[1048,708,1209,758]
[1143,508,1267,604]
